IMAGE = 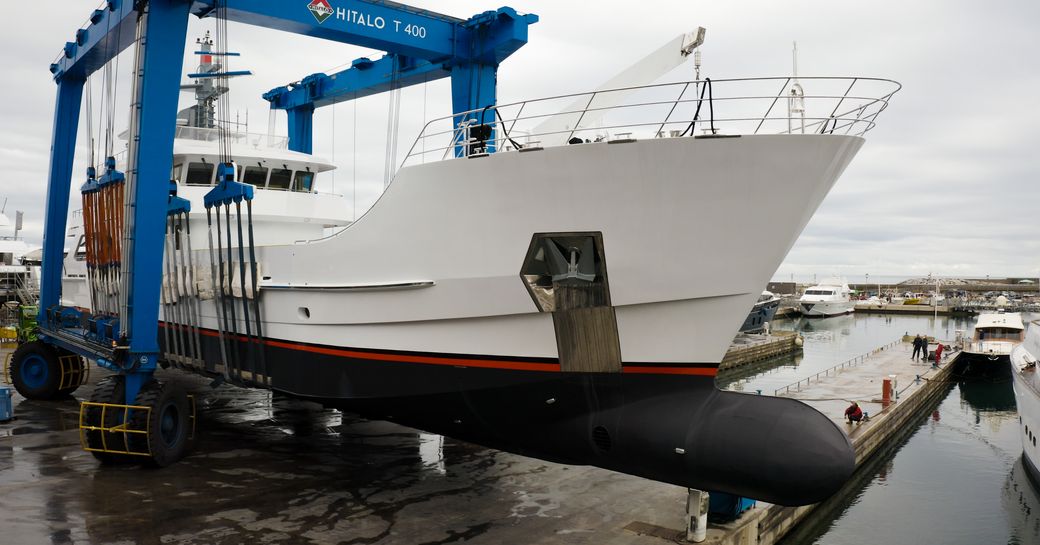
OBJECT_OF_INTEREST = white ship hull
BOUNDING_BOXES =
[800,299,855,317]
[170,134,863,369]
[1011,326,1040,484]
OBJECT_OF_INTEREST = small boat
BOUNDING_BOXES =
[963,311,1024,370]
[1010,321,1040,484]
[739,291,781,332]
[798,279,854,317]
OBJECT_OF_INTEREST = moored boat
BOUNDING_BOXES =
[798,278,855,317]
[740,290,781,332]
[963,311,1024,373]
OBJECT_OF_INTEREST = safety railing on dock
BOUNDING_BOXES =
[401,76,901,168]
[774,338,903,397]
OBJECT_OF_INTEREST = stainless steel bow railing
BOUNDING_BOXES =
[401,76,901,168]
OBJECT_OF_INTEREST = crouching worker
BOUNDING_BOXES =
[845,401,864,424]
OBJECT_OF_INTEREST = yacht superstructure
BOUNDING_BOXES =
[61,34,352,309]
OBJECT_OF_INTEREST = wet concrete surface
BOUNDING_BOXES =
[0,351,688,545]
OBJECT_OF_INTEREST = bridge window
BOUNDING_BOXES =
[294,171,314,193]
[185,162,214,186]
[241,166,268,187]
[268,168,293,190]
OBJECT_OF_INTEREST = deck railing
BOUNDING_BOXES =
[773,338,903,397]
[174,126,288,150]
[401,76,901,168]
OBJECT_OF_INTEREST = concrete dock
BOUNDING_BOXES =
[0,340,955,544]
[703,340,957,545]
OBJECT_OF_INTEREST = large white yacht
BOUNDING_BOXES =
[42,21,903,506]
[798,279,854,317]
[1010,321,1040,484]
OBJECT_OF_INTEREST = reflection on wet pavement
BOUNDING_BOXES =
[0,366,686,544]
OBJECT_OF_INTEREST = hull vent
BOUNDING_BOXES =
[592,426,612,452]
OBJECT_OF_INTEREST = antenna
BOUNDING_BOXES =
[787,41,806,134]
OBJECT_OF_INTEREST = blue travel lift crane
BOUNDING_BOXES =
[11,0,536,466]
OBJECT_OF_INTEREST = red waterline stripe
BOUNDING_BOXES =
[159,322,716,376]
[264,338,562,372]
[161,321,560,372]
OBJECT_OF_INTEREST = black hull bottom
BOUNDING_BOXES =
[333,374,854,506]
[160,324,854,506]
[957,354,1012,378]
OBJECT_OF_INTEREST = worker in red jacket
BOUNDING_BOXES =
[844,401,863,424]
[933,343,944,367]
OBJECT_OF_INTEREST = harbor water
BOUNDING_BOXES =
[719,313,1040,545]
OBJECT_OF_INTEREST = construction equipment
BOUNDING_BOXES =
[20,0,535,467]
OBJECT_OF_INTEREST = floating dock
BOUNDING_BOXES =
[704,340,957,544]
[719,331,802,372]
[854,302,952,315]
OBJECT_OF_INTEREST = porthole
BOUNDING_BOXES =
[298,307,311,319]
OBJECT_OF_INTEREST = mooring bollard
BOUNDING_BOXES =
[686,488,709,542]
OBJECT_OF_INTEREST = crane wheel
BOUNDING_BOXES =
[10,341,62,400]
[128,380,193,467]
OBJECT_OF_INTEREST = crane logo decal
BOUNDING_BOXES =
[307,0,335,24]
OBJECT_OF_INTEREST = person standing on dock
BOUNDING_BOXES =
[933,343,944,368]
[845,402,864,424]
[912,334,923,360]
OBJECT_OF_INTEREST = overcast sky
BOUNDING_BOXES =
[1,0,1038,280]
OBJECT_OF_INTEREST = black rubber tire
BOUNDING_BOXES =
[56,350,86,397]
[10,341,61,400]
[84,376,132,464]
[128,381,193,468]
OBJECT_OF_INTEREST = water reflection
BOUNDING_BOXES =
[1003,458,1040,544]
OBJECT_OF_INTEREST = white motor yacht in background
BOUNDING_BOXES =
[963,311,1024,371]
[1010,321,1040,484]
[798,279,854,317]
